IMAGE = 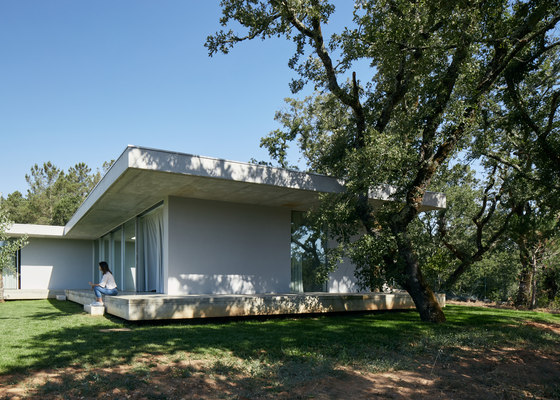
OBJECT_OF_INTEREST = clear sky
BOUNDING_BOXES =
[0,1,357,196]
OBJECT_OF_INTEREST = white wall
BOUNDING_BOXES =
[327,239,363,293]
[328,259,361,293]
[20,238,92,290]
[166,196,291,295]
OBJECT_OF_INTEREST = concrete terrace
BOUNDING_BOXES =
[65,290,446,321]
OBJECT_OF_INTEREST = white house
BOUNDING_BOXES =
[4,146,445,318]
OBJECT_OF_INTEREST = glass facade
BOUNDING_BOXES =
[112,227,123,289]
[137,206,164,293]
[1,242,20,289]
[123,219,136,291]
[92,203,162,293]
[290,211,328,293]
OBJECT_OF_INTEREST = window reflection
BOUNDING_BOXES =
[290,211,328,293]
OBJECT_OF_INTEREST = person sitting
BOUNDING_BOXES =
[88,261,118,306]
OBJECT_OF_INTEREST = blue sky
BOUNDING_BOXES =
[0,1,357,196]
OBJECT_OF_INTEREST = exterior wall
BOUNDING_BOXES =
[328,260,360,293]
[20,238,92,290]
[327,239,363,294]
[166,196,291,295]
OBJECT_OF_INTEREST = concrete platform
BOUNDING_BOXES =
[3,289,66,300]
[66,289,446,321]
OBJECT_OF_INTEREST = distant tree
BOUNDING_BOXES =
[1,191,31,224]
[51,163,97,225]
[208,0,560,322]
[25,162,62,224]
[0,206,27,302]
[471,40,560,308]
[3,160,111,226]
[426,164,514,290]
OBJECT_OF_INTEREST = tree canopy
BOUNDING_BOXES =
[208,0,560,321]
[2,161,112,226]
[0,207,27,301]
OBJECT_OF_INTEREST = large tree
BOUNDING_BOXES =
[208,0,560,322]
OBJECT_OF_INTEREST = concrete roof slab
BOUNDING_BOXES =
[63,146,446,239]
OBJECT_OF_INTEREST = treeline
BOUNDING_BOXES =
[415,162,560,311]
[1,161,112,226]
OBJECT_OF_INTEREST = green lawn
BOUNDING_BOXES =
[0,300,559,398]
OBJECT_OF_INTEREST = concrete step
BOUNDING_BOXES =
[84,304,105,316]
[56,295,67,301]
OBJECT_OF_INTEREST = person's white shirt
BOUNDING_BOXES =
[99,272,117,290]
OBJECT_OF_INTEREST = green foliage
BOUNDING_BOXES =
[0,207,27,273]
[2,160,110,226]
[209,0,560,321]
[291,211,330,291]
[0,206,28,300]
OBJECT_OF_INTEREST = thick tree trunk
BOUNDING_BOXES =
[395,230,446,323]
[404,262,447,323]
[529,254,538,310]
[514,243,532,308]
[443,259,473,290]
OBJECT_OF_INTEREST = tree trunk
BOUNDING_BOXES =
[395,230,446,323]
[514,242,532,308]
[529,253,538,310]
[443,258,473,290]
[404,263,447,323]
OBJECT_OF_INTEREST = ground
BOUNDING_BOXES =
[1,301,559,399]
[2,345,559,399]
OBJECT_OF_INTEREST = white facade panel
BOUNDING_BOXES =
[327,239,363,293]
[20,238,92,290]
[166,196,291,295]
[328,260,361,293]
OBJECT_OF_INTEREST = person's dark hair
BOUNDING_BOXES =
[99,261,112,275]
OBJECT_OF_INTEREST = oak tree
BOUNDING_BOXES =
[208,0,560,321]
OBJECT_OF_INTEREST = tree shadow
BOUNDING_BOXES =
[3,304,560,398]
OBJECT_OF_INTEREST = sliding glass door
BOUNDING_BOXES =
[137,206,164,293]
[93,203,163,294]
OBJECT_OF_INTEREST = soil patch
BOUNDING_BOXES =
[1,347,559,399]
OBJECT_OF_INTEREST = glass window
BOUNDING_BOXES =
[101,235,110,282]
[93,239,100,282]
[123,219,136,291]
[0,241,19,289]
[94,202,162,293]
[137,206,164,293]
[290,211,328,293]
[112,227,123,289]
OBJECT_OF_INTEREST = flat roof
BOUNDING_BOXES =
[7,224,65,238]
[59,145,445,239]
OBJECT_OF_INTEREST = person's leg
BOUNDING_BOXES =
[93,286,103,302]
[93,286,113,304]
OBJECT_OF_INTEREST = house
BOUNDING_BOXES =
[4,145,446,319]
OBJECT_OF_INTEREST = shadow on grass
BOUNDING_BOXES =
[2,301,560,398]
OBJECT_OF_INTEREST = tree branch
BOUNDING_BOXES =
[477,11,560,94]
[279,3,367,145]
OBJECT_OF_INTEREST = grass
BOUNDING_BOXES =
[0,300,559,398]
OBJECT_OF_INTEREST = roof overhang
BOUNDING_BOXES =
[7,224,65,238]
[61,146,446,239]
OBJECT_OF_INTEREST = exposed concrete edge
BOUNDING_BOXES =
[6,224,65,238]
[63,145,447,238]
[4,289,66,300]
[66,290,446,321]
